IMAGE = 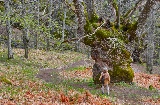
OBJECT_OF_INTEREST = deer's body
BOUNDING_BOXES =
[99,69,110,95]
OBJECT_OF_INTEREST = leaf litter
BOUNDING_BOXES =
[0,49,160,104]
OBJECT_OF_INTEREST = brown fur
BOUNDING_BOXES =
[99,69,110,95]
[99,70,110,85]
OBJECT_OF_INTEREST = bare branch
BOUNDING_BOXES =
[123,0,143,19]
[137,0,155,29]
[110,0,118,23]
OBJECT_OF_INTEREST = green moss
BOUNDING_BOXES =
[84,28,117,46]
[127,21,138,40]
[84,13,99,34]
[89,13,99,23]
[122,49,131,59]
[95,28,120,39]
[0,1,4,12]
[83,36,95,46]
[95,29,110,38]
[121,23,130,32]
[92,23,98,29]
[84,20,93,34]
[84,12,99,35]
[129,21,138,31]
[109,65,134,83]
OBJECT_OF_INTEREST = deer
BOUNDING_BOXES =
[99,67,110,95]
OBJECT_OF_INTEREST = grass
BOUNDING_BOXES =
[114,81,159,93]
[114,81,133,87]
[0,48,88,104]
[1,48,159,104]
[67,66,86,71]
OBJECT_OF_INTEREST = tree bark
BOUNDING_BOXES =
[23,29,29,59]
[21,0,29,59]
[131,0,155,63]
[46,0,53,51]
[73,0,85,39]
[5,0,13,59]
[34,0,40,49]
[85,0,95,20]
[137,0,155,31]
[123,0,143,18]
[146,9,155,74]
[62,3,66,42]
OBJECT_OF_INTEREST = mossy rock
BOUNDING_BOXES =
[108,65,134,83]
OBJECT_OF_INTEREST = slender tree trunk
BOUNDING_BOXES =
[117,0,121,27]
[46,38,50,51]
[5,0,13,59]
[146,9,155,74]
[21,0,29,58]
[34,33,38,49]
[62,3,66,42]
[23,29,29,58]
[75,20,79,52]
[46,0,52,51]
[34,0,40,49]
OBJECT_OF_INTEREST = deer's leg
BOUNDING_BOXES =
[101,85,105,94]
[106,84,109,95]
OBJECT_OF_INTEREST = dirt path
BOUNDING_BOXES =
[36,60,160,105]
[36,59,94,82]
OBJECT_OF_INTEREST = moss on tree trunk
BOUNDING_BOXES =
[84,17,135,83]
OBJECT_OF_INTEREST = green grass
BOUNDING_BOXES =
[151,94,160,100]
[2,48,159,104]
[114,81,132,87]
[67,66,86,71]
[0,48,88,103]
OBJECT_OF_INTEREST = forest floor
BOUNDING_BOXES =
[37,59,160,105]
[0,48,160,105]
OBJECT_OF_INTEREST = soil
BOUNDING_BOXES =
[36,59,160,105]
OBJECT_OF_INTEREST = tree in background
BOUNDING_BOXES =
[21,0,29,58]
[4,0,13,59]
